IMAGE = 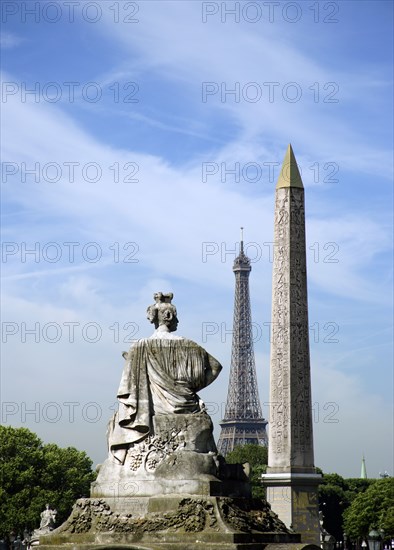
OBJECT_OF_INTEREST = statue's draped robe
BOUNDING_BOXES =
[108,338,219,463]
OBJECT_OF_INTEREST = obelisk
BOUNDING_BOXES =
[261,145,321,544]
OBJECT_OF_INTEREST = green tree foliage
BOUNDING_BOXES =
[225,444,268,498]
[343,478,394,539]
[0,426,96,537]
[319,473,390,542]
[319,473,349,541]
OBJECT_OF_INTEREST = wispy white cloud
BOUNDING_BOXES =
[94,1,392,178]
[0,32,24,49]
[2,81,390,305]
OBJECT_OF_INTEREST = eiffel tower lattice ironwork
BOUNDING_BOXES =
[217,229,268,456]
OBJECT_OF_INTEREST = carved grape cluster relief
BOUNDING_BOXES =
[127,426,186,472]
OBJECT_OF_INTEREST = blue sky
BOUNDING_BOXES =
[1,0,393,478]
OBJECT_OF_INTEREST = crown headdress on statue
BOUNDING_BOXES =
[153,292,174,304]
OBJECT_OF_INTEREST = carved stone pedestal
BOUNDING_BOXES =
[38,495,311,550]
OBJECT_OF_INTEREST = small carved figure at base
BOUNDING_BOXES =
[30,505,57,545]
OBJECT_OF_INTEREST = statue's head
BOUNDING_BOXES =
[146,292,179,332]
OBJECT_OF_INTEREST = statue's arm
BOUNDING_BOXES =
[117,346,137,400]
[121,341,137,362]
[204,353,222,387]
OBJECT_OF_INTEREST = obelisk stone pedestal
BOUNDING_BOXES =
[261,145,321,544]
[263,474,321,544]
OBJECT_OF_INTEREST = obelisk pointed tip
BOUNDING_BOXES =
[276,144,304,189]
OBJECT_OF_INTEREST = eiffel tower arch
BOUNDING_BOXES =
[217,229,268,456]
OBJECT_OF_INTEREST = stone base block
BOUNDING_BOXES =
[261,472,322,545]
[92,478,251,506]
[92,442,251,502]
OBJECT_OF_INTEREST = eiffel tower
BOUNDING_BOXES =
[217,229,268,456]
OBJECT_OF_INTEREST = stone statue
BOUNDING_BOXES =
[30,504,57,545]
[39,504,57,532]
[92,293,225,501]
[107,292,222,464]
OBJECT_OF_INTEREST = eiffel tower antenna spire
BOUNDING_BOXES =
[217,229,268,456]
